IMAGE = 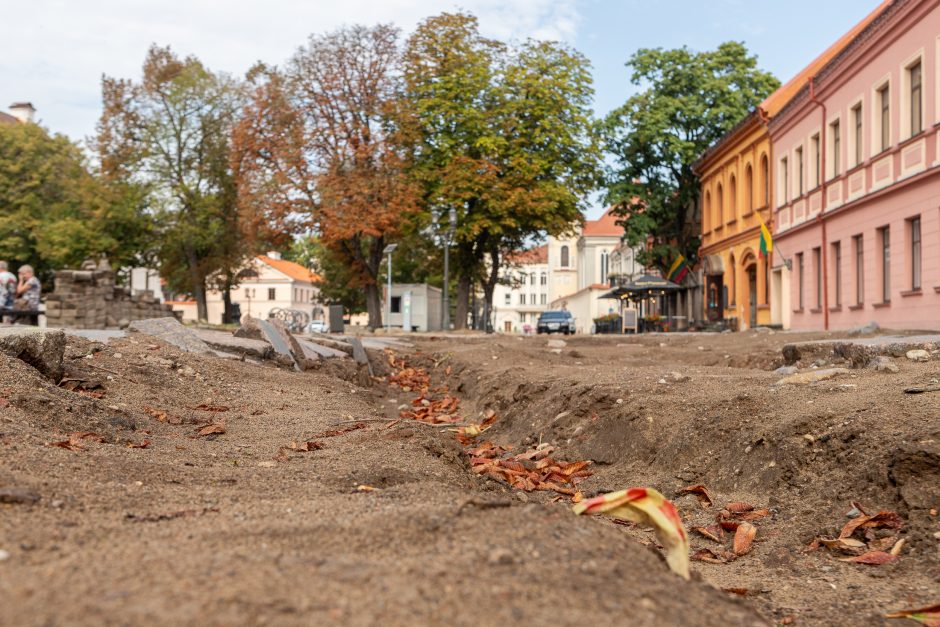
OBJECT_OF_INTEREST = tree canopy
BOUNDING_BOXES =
[0,121,148,283]
[603,42,779,271]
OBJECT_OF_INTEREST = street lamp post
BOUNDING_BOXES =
[383,243,397,333]
[432,207,458,331]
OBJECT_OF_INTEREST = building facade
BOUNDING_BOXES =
[493,245,550,333]
[172,253,321,325]
[697,112,774,330]
[771,0,940,331]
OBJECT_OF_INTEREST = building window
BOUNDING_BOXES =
[878,84,890,152]
[760,155,769,207]
[268,288,276,301]
[796,146,804,197]
[716,183,724,224]
[853,235,864,305]
[729,254,736,306]
[504,293,511,305]
[540,273,547,286]
[797,253,804,310]
[832,241,842,307]
[813,247,822,309]
[600,250,609,284]
[560,245,569,268]
[540,293,547,305]
[779,157,788,205]
[704,191,712,232]
[830,120,841,177]
[390,296,401,313]
[745,165,753,213]
[728,174,737,221]
[852,103,863,166]
[519,293,526,305]
[811,134,820,188]
[910,216,921,290]
[530,272,536,286]
[909,61,923,137]
[879,226,891,303]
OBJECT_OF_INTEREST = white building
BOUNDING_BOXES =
[493,208,646,334]
[383,283,442,332]
[171,252,321,325]
[493,245,549,333]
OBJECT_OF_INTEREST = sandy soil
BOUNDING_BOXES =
[0,328,936,625]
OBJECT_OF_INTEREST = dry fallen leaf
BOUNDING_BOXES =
[839,509,903,539]
[733,522,757,556]
[677,484,713,508]
[692,547,736,564]
[816,537,867,553]
[126,440,151,449]
[189,403,229,412]
[884,603,940,625]
[574,487,690,579]
[288,440,323,452]
[838,551,898,565]
[197,421,225,437]
[693,525,724,543]
[356,484,379,492]
[726,501,755,513]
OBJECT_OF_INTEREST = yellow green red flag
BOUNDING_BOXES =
[667,254,689,283]
[759,215,773,258]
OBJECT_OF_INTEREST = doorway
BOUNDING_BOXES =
[706,275,724,322]
[747,266,757,329]
[503,320,512,333]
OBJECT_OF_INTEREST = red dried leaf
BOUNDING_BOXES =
[693,525,724,543]
[126,440,151,449]
[288,440,323,452]
[726,501,754,513]
[735,507,772,521]
[692,548,736,564]
[733,522,757,556]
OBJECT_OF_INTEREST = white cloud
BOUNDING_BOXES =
[0,0,583,143]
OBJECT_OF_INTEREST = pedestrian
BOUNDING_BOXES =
[0,261,15,323]
[14,264,41,314]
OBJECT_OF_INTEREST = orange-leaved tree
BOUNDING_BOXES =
[234,25,418,329]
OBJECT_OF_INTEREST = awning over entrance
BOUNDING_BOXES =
[703,254,725,276]
[599,274,683,299]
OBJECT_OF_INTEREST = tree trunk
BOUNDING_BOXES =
[185,247,208,322]
[364,282,383,330]
[481,248,501,334]
[222,286,234,324]
[455,274,471,330]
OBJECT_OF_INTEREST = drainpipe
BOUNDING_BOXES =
[757,106,774,307]
[809,77,830,331]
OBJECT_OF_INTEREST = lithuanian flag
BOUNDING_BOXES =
[667,254,689,283]
[758,214,773,258]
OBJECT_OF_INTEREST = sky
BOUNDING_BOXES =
[1,0,883,216]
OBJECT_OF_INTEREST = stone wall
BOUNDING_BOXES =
[44,259,178,329]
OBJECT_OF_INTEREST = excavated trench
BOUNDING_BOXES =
[377,334,940,626]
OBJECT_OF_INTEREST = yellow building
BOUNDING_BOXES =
[696,112,773,330]
[695,2,886,330]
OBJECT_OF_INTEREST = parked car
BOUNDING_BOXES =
[306,319,328,334]
[536,310,576,335]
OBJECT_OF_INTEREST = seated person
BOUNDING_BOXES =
[15,265,41,311]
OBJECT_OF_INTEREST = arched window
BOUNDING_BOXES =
[760,154,769,207]
[729,253,736,306]
[600,250,609,284]
[745,165,753,213]
[729,174,737,220]
[716,183,724,225]
[704,191,712,232]
[560,245,569,267]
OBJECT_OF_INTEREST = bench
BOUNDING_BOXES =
[0,307,40,326]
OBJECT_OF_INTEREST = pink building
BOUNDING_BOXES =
[770,0,940,330]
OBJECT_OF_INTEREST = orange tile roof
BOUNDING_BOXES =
[0,111,17,125]
[506,244,548,265]
[582,207,624,237]
[258,255,321,284]
[760,0,891,117]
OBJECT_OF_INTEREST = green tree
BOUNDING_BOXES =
[97,45,250,322]
[403,13,599,329]
[0,121,149,283]
[603,42,779,271]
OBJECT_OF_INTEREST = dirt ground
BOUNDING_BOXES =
[1,328,937,625]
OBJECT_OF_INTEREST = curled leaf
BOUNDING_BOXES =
[677,484,713,508]
[733,522,757,556]
[839,509,903,539]
[573,487,690,579]
[692,547,736,564]
[693,525,724,543]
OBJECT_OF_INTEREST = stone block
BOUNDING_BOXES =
[0,327,66,381]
